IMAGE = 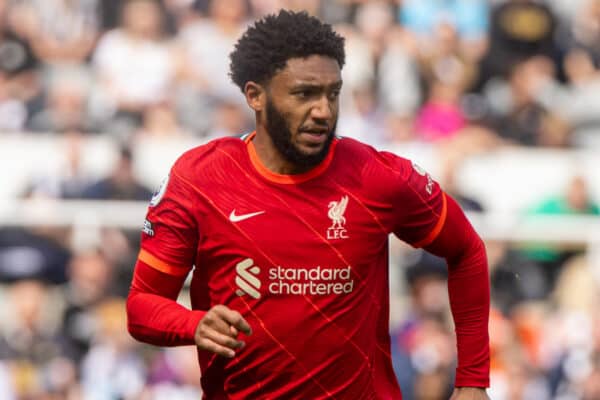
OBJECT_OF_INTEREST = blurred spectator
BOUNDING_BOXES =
[0,279,71,398]
[410,17,487,144]
[98,0,123,30]
[391,251,453,399]
[582,351,600,400]
[0,1,39,77]
[417,18,480,92]
[82,146,152,201]
[354,0,395,59]
[26,131,93,199]
[27,68,96,133]
[248,0,282,18]
[164,0,200,29]
[438,155,483,212]
[178,0,247,94]
[21,0,99,65]
[203,99,251,140]
[570,0,600,61]
[0,71,27,131]
[176,0,249,135]
[384,113,416,144]
[560,46,600,140]
[377,27,421,123]
[146,346,202,396]
[136,101,192,138]
[485,57,570,147]
[479,0,559,87]
[98,225,141,297]
[337,81,388,147]
[0,1,44,132]
[91,0,177,137]
[0,225,71,284]
[553,255,599,315]
[521,175,599,292]
[549,0,589,25]
[533,46,600,147]
[490,243,548,314]
[80,298,146,399]
[61,249,113,363]
[399,0,489,63]
[335,23,375,107]
[414,76,467,143]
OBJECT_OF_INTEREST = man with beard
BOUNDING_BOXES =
[126,10,490,400]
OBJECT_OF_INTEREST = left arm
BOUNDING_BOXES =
[424,194,490,397]
[379,153,490,396]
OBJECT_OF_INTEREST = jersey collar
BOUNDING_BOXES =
[244,131,338,184]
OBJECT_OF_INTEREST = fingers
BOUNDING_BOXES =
[230,325,239,337]
[196,329,245,358]
[195,305,252,358]
[213,306,252,336]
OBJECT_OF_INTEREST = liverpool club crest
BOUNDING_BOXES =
[327,195,349,240]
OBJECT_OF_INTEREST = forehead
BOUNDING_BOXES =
[271,55,341,88]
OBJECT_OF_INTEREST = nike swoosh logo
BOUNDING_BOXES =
[229,210,265,222]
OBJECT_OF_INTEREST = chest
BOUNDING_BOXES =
[194,180,391,268]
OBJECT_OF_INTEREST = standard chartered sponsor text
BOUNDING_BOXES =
[268,266,354,295]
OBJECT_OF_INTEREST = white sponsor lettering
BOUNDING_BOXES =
[235,259,355,298]
[268,266,351,281]
[268,280,354,295]
[142,219,154,236]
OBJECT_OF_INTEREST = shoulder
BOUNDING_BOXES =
[171,136,247,179]
[335,136,412,181]
[334,136,441,201]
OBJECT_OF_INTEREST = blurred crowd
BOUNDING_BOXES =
[2,0,600,150]
[1,0,600,398]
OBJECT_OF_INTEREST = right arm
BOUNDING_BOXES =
[126,259,251,356]
[126,258,203,346]
[125,166,250,357]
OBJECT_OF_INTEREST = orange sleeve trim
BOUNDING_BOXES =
[246,131,338,184]
[138,248,190,277]
[413,192,448,248]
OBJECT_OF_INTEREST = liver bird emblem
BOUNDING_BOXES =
[328,195,348,229]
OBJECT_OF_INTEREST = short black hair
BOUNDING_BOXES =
[229,9,345,92]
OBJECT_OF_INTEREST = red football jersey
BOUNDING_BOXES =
[140,132,447,399]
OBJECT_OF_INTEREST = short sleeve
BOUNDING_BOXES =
[139,166,199,277]
[389,157,447,248]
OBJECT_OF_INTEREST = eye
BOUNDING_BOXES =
[328,90,341,100]
[294,89,314,99]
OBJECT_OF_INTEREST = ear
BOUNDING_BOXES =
[244,81,265,112]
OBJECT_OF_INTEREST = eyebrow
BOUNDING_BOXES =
[290,81,343,90]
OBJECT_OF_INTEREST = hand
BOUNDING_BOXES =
[194,305,252,358]
[449,387,490,400]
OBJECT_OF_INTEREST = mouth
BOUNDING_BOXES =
[299,128,329,145]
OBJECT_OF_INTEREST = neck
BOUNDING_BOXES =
[252,126,307,175]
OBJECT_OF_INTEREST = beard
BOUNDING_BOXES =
[265,98,336,170]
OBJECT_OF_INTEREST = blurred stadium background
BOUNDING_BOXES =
[0,0,599,399]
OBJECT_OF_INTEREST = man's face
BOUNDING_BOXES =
[263,55,342,169]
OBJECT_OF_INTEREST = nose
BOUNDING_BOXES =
[310,95,333,121]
